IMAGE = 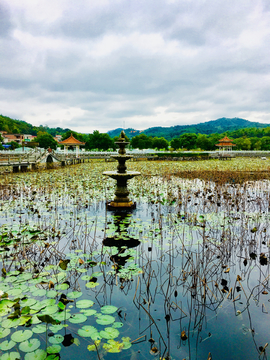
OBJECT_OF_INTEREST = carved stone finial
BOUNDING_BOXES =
[119,130,125,141]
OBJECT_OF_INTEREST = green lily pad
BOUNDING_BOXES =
[11,329,33,342]
[16,273,32,282]
[30,315,42,325]
[0,351,21,360]
[48,335,64,344]
[2,318,21,328]
[67,291,82,299]
[49,324,65,333]
[21,298,37,307]
[32,325,47,334]
[19,338,41,353]
[31,289,46,297]
[100,305,118,314]
[45,355,59,360]
[96,315,115,325]
[53,311,71,322]
[46,290,58,298]
[100,327,120,340]
[55,284,69,291]
[85,282,99,288]
[41,305,58,315]
[39,299,56,307]
[46,345,61,354]
[78,326,101,340]
[81,275,92,281]
[24,349,47,360]
[0,327,11,339]
[76,299,94,309]
[80,309,97,316]
[0,340,16,351]
[8,288,22,297]
[69,314,87,324]
[112,322,123,328]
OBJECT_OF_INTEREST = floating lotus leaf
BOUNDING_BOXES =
[2,318,21,329]
[8,288,22,297]
[30,315,42,325]
[8,270,20,276]
[21,298,37,308]
[121,337,132,350]
[91,272,103,278]
[31,303,46,312]
[81,275,92,281]
[46,345,61,354]
[32,325,47,334]
[16,273,32,282]
[100,327,120,340]
[4,276,17,284]
[24,349,47,360]
[0,299,15,309]
[19,338,41,353]
[19,315,32,326]
[67,291,82,299]
[46,290,58,298]
[96,315,115,325]
[78,326,100,340]
[102,339,124,353]
[0,351,21,360]
[17,284,29,292]
[48,335,64,344]
[69,313,87,324]
[31,289,46,297]
[0,340,16,351]
[0,328,10,339]
[112,322,123,328]
[53,311,71,322]
[41,305,58,315]
[85,282,99,288]
[39,299,56,307]
[87,340,101,351]
[80,309,97,316]
[77,268,87,273]
[76,299,94,309]
[11,329,33,342]
[55,284,69,291]
[0,308,10,317]
[49,324,65,333]
[100,305,118,314]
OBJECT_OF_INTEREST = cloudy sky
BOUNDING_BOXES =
[0,0,270,133]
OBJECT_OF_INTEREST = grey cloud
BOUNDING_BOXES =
[0,2,13,37]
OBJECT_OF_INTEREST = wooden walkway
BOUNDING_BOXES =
[0,149,93,172]
[0,149,159,172]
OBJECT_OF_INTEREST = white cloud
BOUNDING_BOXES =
[1,0,270,133]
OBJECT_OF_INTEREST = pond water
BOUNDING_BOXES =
[0,162,270,360]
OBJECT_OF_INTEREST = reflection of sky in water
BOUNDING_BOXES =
[0,171,270,359]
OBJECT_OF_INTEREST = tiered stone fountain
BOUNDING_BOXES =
[103,130,140,209]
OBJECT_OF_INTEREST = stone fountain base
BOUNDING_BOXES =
[106,200,136,210]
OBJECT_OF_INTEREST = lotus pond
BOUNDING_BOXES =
[1,159,270,360]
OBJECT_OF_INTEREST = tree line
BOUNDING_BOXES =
[3,126,270,151]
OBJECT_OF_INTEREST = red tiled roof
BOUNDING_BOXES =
[59,134,85,145]
[216,136,236,147]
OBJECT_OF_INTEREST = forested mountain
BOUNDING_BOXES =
[108,118,270,141]
[0,115,70,136]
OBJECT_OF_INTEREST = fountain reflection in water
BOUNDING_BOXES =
[103,130,140,209]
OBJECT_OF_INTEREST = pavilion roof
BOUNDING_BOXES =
[59,134,85,145]
[215,136,236,147]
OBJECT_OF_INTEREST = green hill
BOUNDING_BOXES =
[0,114,70,136]
[108,118,270,141]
